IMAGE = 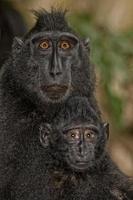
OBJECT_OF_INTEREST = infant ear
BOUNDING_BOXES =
[103,122,109,140]
[39,123,51,148]
[83,38,90,51]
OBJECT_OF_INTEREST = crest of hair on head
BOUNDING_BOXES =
[30,8,72,33]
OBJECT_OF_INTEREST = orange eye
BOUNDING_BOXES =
[39,40,49,49]
[60,41,71,50]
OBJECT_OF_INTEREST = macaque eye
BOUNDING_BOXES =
[39,40,50,49]
[85,129,95,139]
[60,40,71,50]
[66,129,79,139]
[71,132,76,138]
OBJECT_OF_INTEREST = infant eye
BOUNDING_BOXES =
[39,40,49,49]
[67,130,79,139]
[85,130,95,139]
[70,132,76,138]
[86,133,91,138]
[60,40,71,50]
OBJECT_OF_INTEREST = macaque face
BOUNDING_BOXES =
[62,124,99,170]
[39,121,109,171]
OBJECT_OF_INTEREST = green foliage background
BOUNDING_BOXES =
[69,13,133,133]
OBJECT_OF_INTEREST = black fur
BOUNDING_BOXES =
[10,97,133,200]
[28,9,72,34]
[0,8,100,199]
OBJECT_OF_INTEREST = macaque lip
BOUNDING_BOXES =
[67,158,88,171]
[41,84,68,99]
[76,161,88,164]
[76,161,88,167]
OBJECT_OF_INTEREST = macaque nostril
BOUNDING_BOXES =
[49,72,54,77]
[56,72,62,76]
[49,71,62,77]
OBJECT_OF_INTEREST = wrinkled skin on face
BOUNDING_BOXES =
[11,31,91,105]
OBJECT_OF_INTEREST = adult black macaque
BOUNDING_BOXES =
[11,97,133,200]
[0,9,100,199]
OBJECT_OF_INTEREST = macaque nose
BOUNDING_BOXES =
[49,51,62,78]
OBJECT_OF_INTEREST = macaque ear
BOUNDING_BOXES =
[103,122,109,140]
[12,37,23,49]
[12,37,23,55]
[39,123,51,148]
[83,38,90,51]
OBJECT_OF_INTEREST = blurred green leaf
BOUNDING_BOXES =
[69,12,133,132]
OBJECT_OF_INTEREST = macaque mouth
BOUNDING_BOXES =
[75,161,89,167]
[70,162,88,171]
[41,84,68,99]
[76,161,88,164]
[67,158,88,171]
